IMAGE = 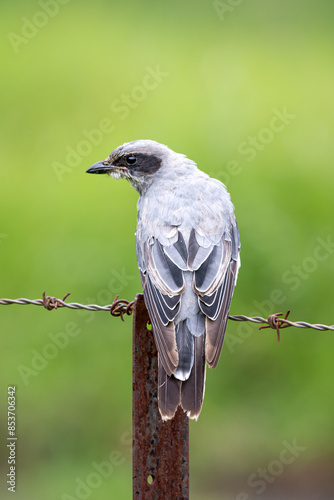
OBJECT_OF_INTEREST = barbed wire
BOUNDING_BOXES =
[0,293,135,321]
[0,292,333,339]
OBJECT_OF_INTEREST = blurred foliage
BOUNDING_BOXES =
[1,0,334,498]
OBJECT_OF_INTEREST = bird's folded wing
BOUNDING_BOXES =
[196,219,240,367]
[139,234,185,376]
[140,271,179,376]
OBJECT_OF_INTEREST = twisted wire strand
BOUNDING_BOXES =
[0,297,112,311]
[229,315,334,331]
[0,295,333,331]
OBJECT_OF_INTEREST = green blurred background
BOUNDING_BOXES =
[1,1,334,498]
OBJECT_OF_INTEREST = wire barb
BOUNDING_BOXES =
[42,291,71,310]
[259,310,291,342]
[109,294,135,321]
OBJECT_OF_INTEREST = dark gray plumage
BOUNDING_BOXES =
[87,140,240,420]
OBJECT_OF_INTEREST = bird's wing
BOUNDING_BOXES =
[194,216,240,367]
[137,229,187,376]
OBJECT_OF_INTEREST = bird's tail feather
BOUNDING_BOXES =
[181,334,206,419]
[158,360,181,421]
[158,334,206,421]
[174,320,194,381]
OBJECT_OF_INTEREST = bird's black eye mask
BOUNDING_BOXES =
[112,153,162,175]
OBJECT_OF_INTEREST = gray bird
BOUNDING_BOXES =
[86,140,240,420]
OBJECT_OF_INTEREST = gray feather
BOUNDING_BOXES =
[186,313,206,337]
[205,260,238,368]
[181,335,206,419]
[141,271,178,376]
[231,218,241,261]
[188,229,214,270]
[158,363,181,421]
[151,239,184,292]
[163,231,188,271]
[174,321,194,381]
[199,282,225,320]
[147,275,180,325]
[194,244,223,293]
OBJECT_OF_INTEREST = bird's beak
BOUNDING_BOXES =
[86,161,114,174]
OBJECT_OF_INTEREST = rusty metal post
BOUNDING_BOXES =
[132,294,189,499]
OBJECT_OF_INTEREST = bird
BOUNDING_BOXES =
[86,140,240,420]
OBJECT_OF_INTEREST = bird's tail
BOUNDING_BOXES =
[158,333,206,420]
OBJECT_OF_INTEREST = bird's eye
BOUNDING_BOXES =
[126,156,137,165]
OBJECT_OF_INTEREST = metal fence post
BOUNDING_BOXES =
[132,294,189,499]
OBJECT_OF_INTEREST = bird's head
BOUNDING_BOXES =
[86,140,183,193]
